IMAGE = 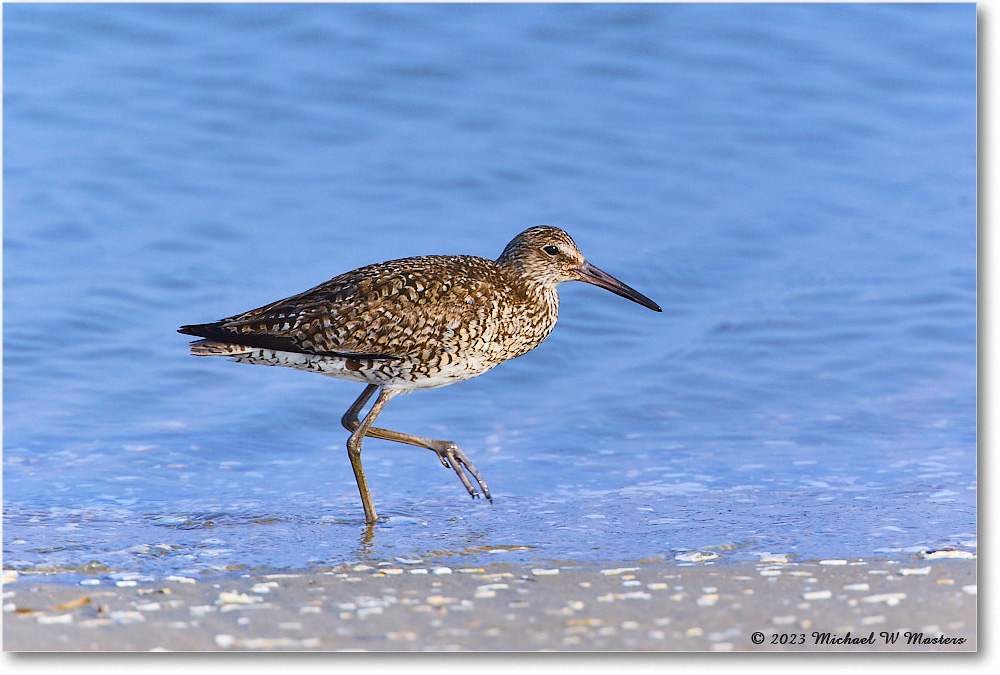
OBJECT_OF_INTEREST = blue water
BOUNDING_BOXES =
[4,3,976,577]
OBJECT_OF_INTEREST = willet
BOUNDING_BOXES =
[179,226,660,523]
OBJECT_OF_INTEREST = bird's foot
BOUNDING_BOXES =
[433,442,491,502]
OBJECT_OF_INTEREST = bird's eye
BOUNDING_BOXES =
[543,245,560,256]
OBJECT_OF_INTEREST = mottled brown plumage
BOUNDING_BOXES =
[180,226,660,524]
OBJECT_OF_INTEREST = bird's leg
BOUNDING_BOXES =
[371,430,491,502]
[342,384,380,429]
[341,386,491,501]
[344,385,398,524]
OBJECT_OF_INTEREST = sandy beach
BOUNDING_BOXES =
[3,556,976,652]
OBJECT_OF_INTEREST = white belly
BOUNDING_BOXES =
[227,348,499,391]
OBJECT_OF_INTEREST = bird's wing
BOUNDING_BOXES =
[180,255,508,359]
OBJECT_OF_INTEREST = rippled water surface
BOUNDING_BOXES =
[4,3,976,577]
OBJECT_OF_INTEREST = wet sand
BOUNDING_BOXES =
[3,557,976,652]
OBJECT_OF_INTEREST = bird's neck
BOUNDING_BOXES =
[513,271,561,330]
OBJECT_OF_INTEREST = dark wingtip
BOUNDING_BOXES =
[178,324,207,336]
[178,323,221,338]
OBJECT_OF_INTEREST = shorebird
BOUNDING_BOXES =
[180,226,660,523]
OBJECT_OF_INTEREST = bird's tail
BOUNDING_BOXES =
[188,339,255,357]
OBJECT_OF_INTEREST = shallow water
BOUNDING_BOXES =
[4,3,976,577]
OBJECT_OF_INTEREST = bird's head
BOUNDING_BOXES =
[497,226,661,312]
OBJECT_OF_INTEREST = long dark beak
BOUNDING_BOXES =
[572,260,662,312]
